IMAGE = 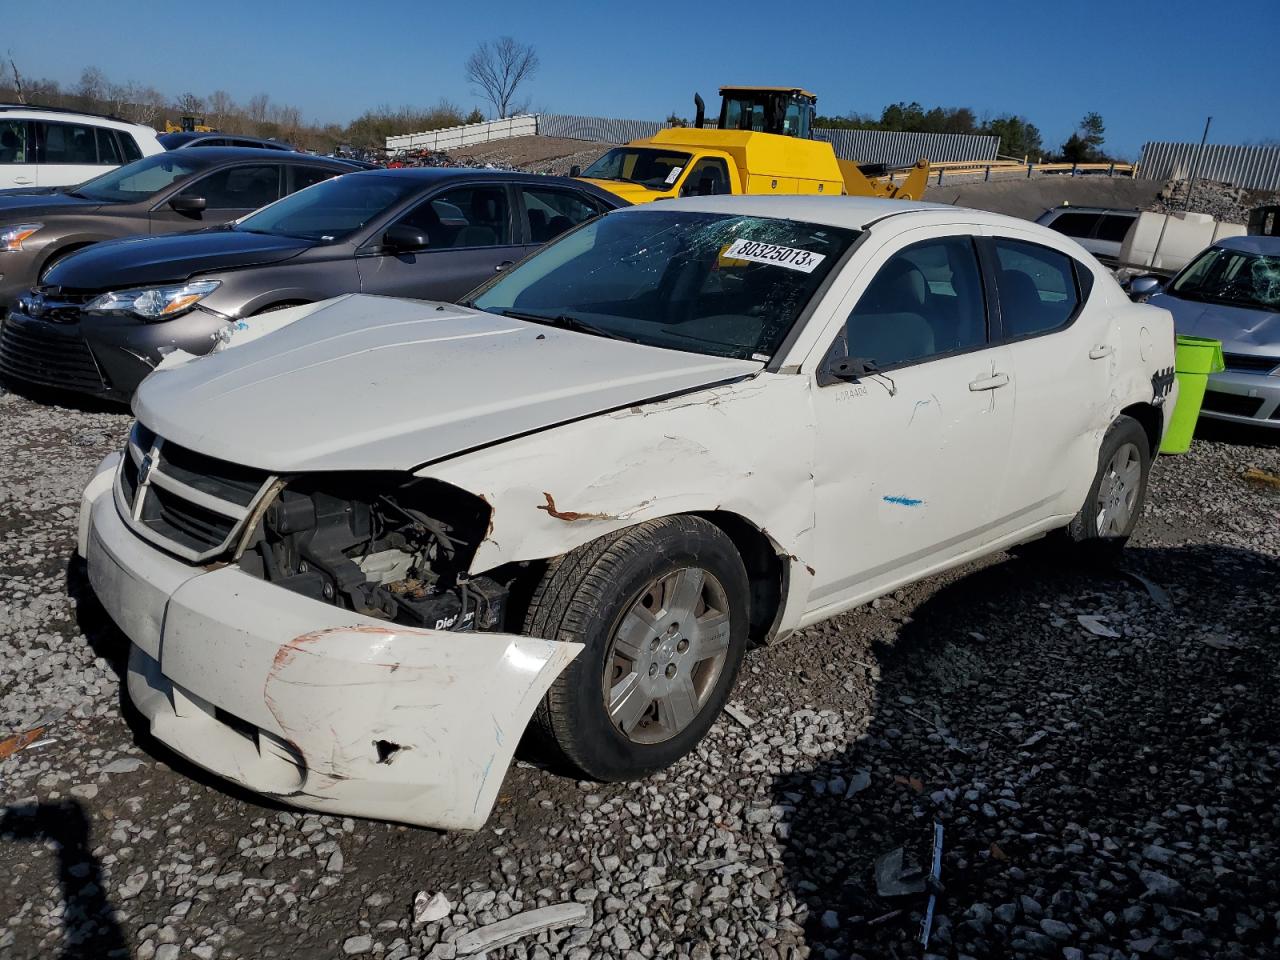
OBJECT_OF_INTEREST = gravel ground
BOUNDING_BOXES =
[1,382,1278,960]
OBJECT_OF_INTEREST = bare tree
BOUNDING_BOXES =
[77,67,107,109]
[206,89,236,129]
[176,92,204,118]
[8,55,25,103]
[465,37,539,119]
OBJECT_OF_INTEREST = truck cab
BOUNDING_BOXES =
[576,86,927,206]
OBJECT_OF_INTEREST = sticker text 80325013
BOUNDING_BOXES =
[722,238,827,274]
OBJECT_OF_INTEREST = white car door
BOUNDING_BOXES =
[0,118,37,188]
[35,120,107,188]
[980,229,1115,529]
[805,228,1015,615]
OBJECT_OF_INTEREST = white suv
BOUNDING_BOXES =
[0,104,165,190]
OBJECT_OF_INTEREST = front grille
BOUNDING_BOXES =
[0,311,107,393]
[1222,353,1280,375]
[115,422,277,562]
[1200,391,1264,418]
[25,287,98,325]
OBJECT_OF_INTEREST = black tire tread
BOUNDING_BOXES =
[524,515,736,777]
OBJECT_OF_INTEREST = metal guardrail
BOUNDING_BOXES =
[386,115,538,154]
[905,159,1137,185]
[1137,141,1280,192]
[814,128,998,168]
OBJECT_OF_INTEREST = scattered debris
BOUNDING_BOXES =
[844,769,872,797]
[1117,568,1173,610]
[893,774,924,793]
[989,842,1009,861]
[1020,730,1049,749]
[1077,614,1121,638]
[1243,467,1280,490]
[414,890,452,924]
[1200,633,1244,651]
[868,909,904,927]
[0,725,47,760]
[919,822,945,948]
[454,902,590,955]
[875,847,927,897]
[722,703,756,729]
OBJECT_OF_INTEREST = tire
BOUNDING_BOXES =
[1059,414,1151,561]
[525,515,750,781]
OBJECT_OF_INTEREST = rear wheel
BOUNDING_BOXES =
[525,516,749,781]
[1060,414,1151,560]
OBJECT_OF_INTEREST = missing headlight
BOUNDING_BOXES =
[237,475,507,632]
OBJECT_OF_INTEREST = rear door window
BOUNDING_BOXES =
[96,128,123,166]
[117,132,143,162]
[1096,214,1135,243]
[1045,212,1101,238]
[520,186,599,243]
[992,238,1081,339]
[37,121,105,164]
[288,165,341,194]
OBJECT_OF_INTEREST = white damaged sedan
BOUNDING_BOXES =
[80,195,1177,829]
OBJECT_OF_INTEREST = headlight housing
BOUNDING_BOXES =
[87,280,221,321]
[0,222,43,252]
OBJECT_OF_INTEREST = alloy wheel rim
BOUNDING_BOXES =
[602,567,731,745]
[1095,441,1142,536]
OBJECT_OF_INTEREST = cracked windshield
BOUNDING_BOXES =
[473,211,858,360]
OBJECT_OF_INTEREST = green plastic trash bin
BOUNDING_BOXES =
[1160,335,1225,455]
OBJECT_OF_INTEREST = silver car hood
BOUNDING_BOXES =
[1152,292,1280,354]
[133,295,762,472]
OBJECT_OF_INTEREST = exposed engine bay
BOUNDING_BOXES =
[237,476,507,631]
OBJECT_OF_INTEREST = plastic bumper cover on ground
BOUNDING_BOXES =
[81,460,581,830]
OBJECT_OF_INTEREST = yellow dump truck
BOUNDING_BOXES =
[574,87,929,204]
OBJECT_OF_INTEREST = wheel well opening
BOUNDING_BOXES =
[1120,402,1162,457]
[695,511,785,646]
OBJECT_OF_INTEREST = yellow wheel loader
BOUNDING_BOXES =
[574,87,929,205]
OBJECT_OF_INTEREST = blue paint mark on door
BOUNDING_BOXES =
[883,495,924,507]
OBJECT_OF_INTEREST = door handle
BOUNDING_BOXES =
[1088,344,1114,359]
[495,260,514,272]
[13,177,33,185]
[968,372,1010,391]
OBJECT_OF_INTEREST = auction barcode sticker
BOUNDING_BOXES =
[722,238,826,273]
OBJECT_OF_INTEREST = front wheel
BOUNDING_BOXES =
[524,516,750,781]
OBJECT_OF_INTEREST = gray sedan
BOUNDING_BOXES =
[0,168,624,400]
[1147,235,1280,429]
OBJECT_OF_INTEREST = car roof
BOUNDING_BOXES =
[161,146,353,165]
[160,131,289,148]
[1216,234,1280,254]
[614,194,1002,230]
[1045,205,1139,215]
[347,167,618,194]
[0,102,155,131]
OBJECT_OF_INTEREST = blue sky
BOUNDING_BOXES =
[4,0,1277,158]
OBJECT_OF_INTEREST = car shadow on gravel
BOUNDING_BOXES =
[0,799,127,959]
[771,543,1280,960]
[0,378,128,416]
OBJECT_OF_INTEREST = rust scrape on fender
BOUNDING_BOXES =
[270,623,407,673]
[536,492,614,523]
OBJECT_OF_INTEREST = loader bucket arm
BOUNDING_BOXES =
[837,158,930,201]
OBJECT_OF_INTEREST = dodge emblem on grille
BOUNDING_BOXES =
[138,453,154,487]
[21,294,44,318]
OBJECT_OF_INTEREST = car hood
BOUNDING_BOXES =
[1151,292,1280,352]
[577,178,669,205]
[0,190,103,217]
[133,294,762,472]
[42,229,313,290]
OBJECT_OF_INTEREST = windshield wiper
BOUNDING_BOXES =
[496,309,637,343]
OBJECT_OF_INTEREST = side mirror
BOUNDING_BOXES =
[1126,274,1164,301]
[829,356,877,381]
[569,164,582,178]
[169,195,206,216]
[381,223,429,253]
